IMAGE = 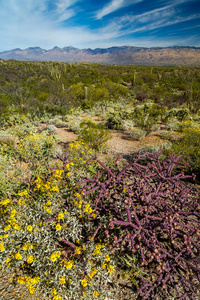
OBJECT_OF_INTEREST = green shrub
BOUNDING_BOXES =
[78,120,111,152]
[167,127,200,174]
[133,102,161,131]
[105,112,123,129]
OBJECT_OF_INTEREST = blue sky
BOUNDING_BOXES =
[0,0,200,52]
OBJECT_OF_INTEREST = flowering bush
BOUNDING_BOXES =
[0,147,116,299]
[16,131,57,166]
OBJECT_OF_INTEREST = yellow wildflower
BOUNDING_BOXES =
[59,275,66,285]
[27,285,35,294]
[1,199,11,205]
[53,296,62,300]
[30,277,40,285]
[17,276,26,284]
[92,244,103,256]
[5,257,11,263]
[27,255,34,264]
[107,264,115,274]
[4,225,11,232]
[0,241,5,252]
[51,288,57,295]
[15,252,22,260]
[55,223,62,231]
[104,255,110,262]
[58,212,64,220]
[49,253,58,262]
[93,290,100,297]
[26,225,33,232]
[10,209,16,218]
[81,278,88,287]
[89,268,98,279]
[84,203,93,214]
[13,223,21,230]
[75,246,81,255]
[62,259,73,269]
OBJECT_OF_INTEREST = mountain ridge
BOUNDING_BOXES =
[0,45,200,66]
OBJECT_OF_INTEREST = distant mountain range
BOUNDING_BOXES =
[0,46,200,66]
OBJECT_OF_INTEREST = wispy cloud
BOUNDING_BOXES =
[54,0,80,22]
[0,0,199,52]
[100,2,200,39]
[96,0,143,19]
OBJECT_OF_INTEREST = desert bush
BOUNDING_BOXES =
[16,131,57,166]
[65,116,83,133]
[46,125,58,134]
[0,133,15,146]
[118,120,135,131]
[130,128,147,140]
[165,118,180,131]
[139,143,172,155]
[164,108,190,122]
[0,152,116,300]
[78,151,200,299]
[177,120,200,132]
[167,127,200,173]
[105,112,123,129]
[78,121,111,152]
[133,102,161,131]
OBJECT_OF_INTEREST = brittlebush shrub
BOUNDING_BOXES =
[0,155,116,299]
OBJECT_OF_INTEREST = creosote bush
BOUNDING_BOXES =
[78,151,200,299]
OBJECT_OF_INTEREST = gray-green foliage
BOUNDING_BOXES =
[130,128,147,140]
[164,107,189,121]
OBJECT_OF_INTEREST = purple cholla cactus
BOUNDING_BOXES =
[78,150,200,299]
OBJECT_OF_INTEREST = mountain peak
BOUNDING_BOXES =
[0,45,200,66]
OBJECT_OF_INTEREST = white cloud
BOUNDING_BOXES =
[96,0,143,19]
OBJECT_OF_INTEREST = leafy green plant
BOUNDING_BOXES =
[78,120,111,152]
[167,126,200,174]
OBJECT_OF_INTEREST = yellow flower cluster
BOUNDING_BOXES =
[15,275,40,295]
[0,241,5,252]
[92,244,104,256]
[22,242,33,251]
[27,255,34,264]
[88,268,98,279]
[33,176,59,194]
[49,251,61,262]
[17,190,31,206]
[4,211,21,232]
[84,203,93,214]
[73,192,83,209]
[0,198,11,206]
[59,275,66,285]
[101,254,114,274]
[61,259,73,269]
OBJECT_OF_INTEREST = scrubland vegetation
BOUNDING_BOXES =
[0,59,200,299]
